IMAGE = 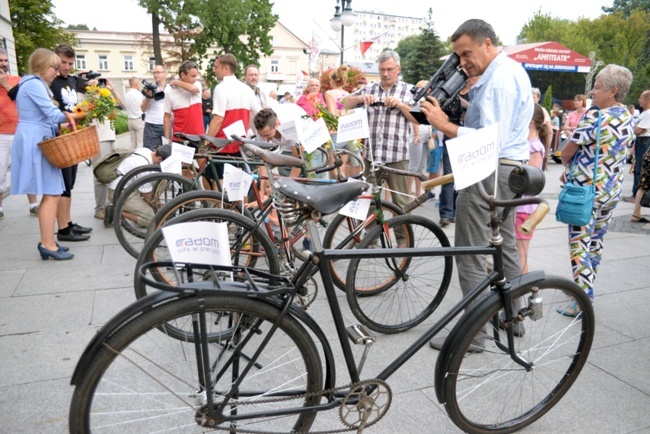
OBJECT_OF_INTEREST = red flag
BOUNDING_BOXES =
[360,31,389,56]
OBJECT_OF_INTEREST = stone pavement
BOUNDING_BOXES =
[0,134,649,433]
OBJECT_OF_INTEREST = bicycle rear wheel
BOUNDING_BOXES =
[323,200,403,291]
[345,214,452,334]
[442,276,595,433]
[69,296,323,433]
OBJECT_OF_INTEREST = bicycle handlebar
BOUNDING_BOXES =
[519,202,550,235]
[422,174,454,190]
[373,165,428,182]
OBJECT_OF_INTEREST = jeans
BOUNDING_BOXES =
[439,145,456,220]
[633,138,650,196]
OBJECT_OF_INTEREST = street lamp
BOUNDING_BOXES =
[330,0,355,65]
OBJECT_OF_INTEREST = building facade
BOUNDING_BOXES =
[64,21,311,100]
[0,0,17,73]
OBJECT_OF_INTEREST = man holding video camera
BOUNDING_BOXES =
[420,19,533,352]
[141,65,168,150]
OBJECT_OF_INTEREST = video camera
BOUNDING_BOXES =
[142,79,165,101]
[75,70,106,91]
[409,52,468,125]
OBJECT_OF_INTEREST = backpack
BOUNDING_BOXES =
[93,149,136,184]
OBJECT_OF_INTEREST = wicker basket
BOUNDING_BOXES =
[38,125,100,169]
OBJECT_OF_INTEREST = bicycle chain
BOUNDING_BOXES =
[198,379,387,434]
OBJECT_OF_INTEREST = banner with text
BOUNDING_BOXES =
[336,108,370,143]
[172,142,196,164]
[298,117,331,154]
[445,123,500,190]
[223,120,247,140]
[160,155,182,174]
[162,221,232,266]
[338,179,371,220]
[223,163,253,201]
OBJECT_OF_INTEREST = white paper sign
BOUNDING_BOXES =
[445,123,500,190]
[336,108,370,143]
[277,120,299,143]
[223,163,253,201]
[171,142,196,164]
[298,117,331,154]
[162,221,232,266]
[223,120,247,140]
[338,179,371,220]
[160,155,182,174]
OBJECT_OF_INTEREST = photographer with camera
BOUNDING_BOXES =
[342,50,418,236]
[141,65,169,150]
[420,19,534,352]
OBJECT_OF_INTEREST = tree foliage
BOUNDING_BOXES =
[517,8,650,103]
[66,24,89,30]
[137,0,276,79]
[602,0,650,17]
[396,8,445,85]
[8,0,76,75]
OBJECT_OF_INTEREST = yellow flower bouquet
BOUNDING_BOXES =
[75,85,119,127]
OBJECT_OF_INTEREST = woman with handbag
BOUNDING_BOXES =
[10,48,76,261]
[557,64,634,315]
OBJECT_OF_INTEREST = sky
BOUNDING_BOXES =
[51,0,613,50]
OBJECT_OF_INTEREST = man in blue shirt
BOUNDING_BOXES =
[421,19,534,351]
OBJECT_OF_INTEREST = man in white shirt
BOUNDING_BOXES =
[142,65,169,150]
[105,145,172,227]
[244,65,269,109]
[124,77,145,150]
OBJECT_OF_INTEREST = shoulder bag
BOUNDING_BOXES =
[556,112,602,226]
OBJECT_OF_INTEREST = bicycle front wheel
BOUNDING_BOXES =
[345,214,452,334]
[69,296,323,433]
[442,276,595,433]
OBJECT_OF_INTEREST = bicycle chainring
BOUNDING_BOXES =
[339,379,392,430]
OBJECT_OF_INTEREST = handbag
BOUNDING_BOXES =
[426,136,437,150]
[556,112,601,226]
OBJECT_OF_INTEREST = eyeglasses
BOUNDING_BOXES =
[50,65,60,72]
[153,70,165,74]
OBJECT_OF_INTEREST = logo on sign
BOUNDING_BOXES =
[457,142,495,165]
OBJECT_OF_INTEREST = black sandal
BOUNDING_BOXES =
[631,215,650,223]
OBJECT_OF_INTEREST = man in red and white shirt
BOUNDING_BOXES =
[163,60,204,143]
[207,54,261,163]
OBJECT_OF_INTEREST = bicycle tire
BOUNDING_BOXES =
[145,189,246,240]
[113,172,197,259]
[112,164,160,205]
[442,276,594,433]
[345,214,452,334]
[69,295,323,433]
[323,199,403,291]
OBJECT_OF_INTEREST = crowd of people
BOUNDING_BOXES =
[0,19,646,336]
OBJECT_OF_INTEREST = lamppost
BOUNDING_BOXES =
[330,0,356,65]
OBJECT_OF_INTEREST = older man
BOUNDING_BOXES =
[0,48,38,218]
[421,19,534,351]
[343,50,418,213]
[244,65,269,109]
[124,77,145,150]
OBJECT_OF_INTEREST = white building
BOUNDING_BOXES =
[0,0,17,73]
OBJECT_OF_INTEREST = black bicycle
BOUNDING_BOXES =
[69,171,594,433]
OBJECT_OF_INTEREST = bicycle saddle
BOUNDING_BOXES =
[199,135,235,149]
[274,177,368,215]
[173,132,202,145]
[242,143,304,168]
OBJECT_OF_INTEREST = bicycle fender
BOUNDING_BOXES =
[433,270,546,404]
[71,290,185,386]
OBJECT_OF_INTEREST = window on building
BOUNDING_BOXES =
[98,55,109,70]
[123,55,134,71]
[75,54,86,70]
[148,57,156,71]
[270,60,279,73]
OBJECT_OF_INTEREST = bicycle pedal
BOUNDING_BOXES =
[346,324,376,345]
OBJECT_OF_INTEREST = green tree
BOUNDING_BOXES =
[602,0,650,16]
[66,24,89,30]
[137,0,276,78]
[9,0,76,74]
[395,35,419,82]
[397,8,445,85]
[542,85,553,112]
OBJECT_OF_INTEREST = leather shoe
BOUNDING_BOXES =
[439,218,451,227]
[57,231,90,242]
[38,242,74,261]
[55,242,70,252]
[429,335,484,353]
[499,312,526,337]
[70,222,93,234]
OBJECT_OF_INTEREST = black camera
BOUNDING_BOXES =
[409,52,468,125]
[85,71,102,80]
[142,79,165,101]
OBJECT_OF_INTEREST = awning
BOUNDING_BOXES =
[503,42,591,73]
